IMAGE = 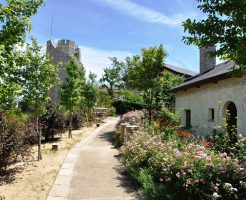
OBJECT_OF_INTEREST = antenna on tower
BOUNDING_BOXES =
[50,15,54,42]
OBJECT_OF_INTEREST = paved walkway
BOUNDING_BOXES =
[47,117,139,200]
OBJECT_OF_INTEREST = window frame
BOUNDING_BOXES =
[185,109,191,127]
[208,108,215,121]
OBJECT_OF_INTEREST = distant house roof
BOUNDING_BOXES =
[172,61,236,92]
[163,64,197,78]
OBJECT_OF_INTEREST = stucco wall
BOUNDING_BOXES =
[175,76,246,136]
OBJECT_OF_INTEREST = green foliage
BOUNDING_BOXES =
[0,110,32,174]
[96,88,112,108]
[21,37,59,115]
[100,57,123,96]
[127,44,167,121]
[122,131,246,200]
[0,0,44,49]
[118,89,143,104]
[112,101,143,115]
[60,57,85,111]
[213,121,246,163]
[183,0,246,68]
[127,44,166,91]
[107,106,116,116]
[155,71,183,110]
[60,57,85,138]
[82,72,98,122]
[114,128,122,148]
[20,37,59,160]
[0,0,44,106]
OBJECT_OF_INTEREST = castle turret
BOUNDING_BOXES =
[46,39,83,105]
[56,39,76,56]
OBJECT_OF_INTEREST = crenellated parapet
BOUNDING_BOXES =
[47,39,81,61]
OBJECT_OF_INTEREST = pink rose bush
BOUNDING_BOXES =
[121,131,246,200]
[118,110,145,126]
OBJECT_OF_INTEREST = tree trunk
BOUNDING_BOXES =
[68,112,72,138]
[37,116,42,160]
[146,89,153,123]
[148,106,152,123]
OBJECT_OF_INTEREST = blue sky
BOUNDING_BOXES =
[4,0,208,77]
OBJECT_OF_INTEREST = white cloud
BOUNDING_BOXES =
[79,45,133,78]
[94,0,196,26]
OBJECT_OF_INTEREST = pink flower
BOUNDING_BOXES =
[173,148,181,157]
[176,172,180,178]
[219,152,227,158]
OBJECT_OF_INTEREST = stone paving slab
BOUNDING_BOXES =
[46,119,117,200]
[67,118,139,200]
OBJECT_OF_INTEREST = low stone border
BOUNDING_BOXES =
[46,119,116,200]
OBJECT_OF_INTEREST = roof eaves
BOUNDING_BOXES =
[171,71,230,92]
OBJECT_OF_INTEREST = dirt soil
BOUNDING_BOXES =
[0,125,97,200]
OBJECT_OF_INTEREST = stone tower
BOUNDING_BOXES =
[47,39,83,105]
[200,46,216,74]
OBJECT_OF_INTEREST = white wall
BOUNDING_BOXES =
[175,76,246,136]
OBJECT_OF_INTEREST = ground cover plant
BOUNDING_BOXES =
[119,108,246,200]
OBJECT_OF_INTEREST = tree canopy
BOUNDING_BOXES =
[0,0,44,107]
[100,57,124,96]
[60,57,85,138]
[127,44,167,121]
[21,37,59,160]
[183,0,246,67]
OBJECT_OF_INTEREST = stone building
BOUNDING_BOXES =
[46,39,83,104]
[172,47,246,136]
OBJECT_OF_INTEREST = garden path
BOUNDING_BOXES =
[47,117,139,200]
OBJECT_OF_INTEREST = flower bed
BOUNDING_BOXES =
[121,129,246,200]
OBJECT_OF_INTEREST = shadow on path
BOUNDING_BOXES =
[98,130,144,200]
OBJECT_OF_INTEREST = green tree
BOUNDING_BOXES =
[82,72,98,124]
[100,57,124,96]
[0,0,44,107]
[96,88,112,108]
[21,38,58,160]
[120,56,134,88]
[60,57,85,138]
[183,0,246,68]
[155,71,183,111]
[127,44,167,121]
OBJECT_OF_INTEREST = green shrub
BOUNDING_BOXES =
[112,100,143,115]
[213,130,246,163]
[114,128,122,148]
[121,131,246,200]
[108,106,116,116]
[0,111,32,174]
